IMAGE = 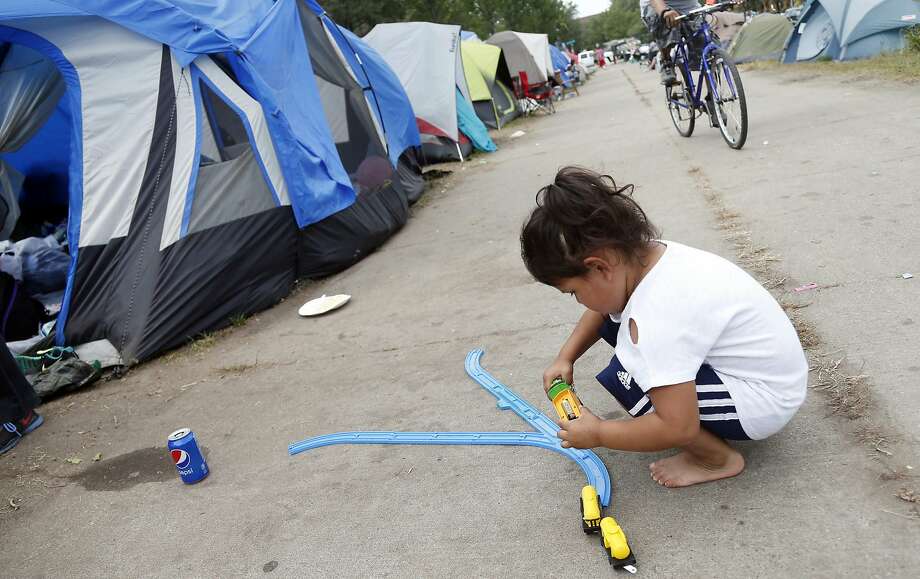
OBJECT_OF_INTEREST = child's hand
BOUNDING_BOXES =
[543,358,575,393]
[556,406,602,449]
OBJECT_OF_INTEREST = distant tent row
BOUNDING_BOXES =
[783,0,920,61]
[361,23,582,163]
[712,2,919,64]
[0,0,424,363]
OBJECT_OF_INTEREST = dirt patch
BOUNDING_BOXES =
[687,165,876,420]
[69,446,193,491]
[422,169,453,182]
[677,164,920,516]
[740,52,920,85]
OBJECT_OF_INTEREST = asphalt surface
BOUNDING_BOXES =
[2,64,919,577]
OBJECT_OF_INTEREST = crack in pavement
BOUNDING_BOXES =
[618,66,912,473]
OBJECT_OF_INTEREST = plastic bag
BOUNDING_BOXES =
[21,243,70,295]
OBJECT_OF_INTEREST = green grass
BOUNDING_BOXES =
[229,313,249,328]
[741,50,920,83]
[189,332,217,355]
[906,26,920,54]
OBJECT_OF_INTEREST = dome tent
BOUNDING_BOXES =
[783,0,920,61]
[0,0,422,363]
[729,13,794,63]
[365,22,496,163]
[461,40,520,129]
[486,30,555,84]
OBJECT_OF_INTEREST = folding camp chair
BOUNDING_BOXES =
[514,71,555,116]
[554,71,579,99]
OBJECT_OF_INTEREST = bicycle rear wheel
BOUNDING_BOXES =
[705,49,747,149]
[666,62,695,138]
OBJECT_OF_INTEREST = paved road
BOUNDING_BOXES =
[2,65,919,577]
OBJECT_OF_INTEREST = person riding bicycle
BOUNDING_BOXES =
[640,0,701,86]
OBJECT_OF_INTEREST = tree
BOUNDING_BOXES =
[581,0,647,48]
[322,0,579,43]
[321,0,404,36]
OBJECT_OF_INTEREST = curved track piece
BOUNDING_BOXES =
[289,431,588,471]
[464,349,611,506]
[288,349,612,507]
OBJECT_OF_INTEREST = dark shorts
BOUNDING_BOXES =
[595,316,751,441]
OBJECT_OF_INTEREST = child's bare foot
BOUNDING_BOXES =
[649,449,745,488]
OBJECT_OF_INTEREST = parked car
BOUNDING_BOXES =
[577,50,597,73]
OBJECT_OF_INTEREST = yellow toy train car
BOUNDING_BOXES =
[580,485,602,533]
[600,516,637,571]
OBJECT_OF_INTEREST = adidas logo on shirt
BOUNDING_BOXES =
[617,370,632,390]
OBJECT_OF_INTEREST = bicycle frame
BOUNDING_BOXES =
[669,15,738,112]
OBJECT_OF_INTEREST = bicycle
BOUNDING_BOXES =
[665,2,748,149]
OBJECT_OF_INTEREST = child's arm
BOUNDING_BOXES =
[556,381,701,451]
[542,310,607,391]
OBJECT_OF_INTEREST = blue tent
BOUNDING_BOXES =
[784,0,920,61]
[312,9,421,169]
[549,44,574,86]
[0,0,422,361]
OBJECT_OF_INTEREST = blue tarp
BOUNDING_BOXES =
[455,89,496,153]
[549,44,573,86]
[0,0,356,229]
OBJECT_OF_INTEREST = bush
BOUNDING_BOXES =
[907,26,920,54]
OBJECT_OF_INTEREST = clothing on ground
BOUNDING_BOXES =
[0,341,39,423]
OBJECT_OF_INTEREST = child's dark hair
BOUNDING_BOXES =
[520,166,660,285]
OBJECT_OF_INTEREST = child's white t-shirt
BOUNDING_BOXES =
[611,241,808,440]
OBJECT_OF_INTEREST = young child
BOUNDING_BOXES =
[520,167,807,488]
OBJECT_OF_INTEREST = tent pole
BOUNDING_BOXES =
[456,142,465,162]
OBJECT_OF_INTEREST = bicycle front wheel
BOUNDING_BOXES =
[705,49,747,149]
[666,63,695,138]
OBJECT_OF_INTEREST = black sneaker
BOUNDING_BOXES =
[705,96,720,128]
[0,411,44,454]
[659,63,677,86]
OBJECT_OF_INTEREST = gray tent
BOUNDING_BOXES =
[784,0,920,61]
[364,22,476,162]
[730,13,794,63]
[486,31,554,83]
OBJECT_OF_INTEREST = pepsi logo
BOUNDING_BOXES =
[171,449,191,469]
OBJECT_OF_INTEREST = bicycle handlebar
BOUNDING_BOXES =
[674,1,741,21]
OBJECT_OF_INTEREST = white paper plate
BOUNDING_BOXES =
[298,294,351,317]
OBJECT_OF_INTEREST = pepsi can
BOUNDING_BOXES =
[167,428,209,484]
